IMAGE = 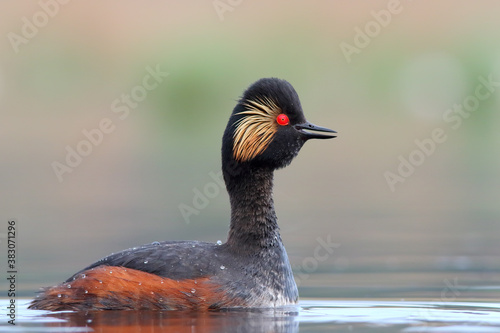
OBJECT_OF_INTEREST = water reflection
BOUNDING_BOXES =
[8,299,500,332]
[43,307,300,333]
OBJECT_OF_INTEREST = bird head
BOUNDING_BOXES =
[222,78,336,176]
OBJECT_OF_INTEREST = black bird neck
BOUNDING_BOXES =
[224,166,281,250]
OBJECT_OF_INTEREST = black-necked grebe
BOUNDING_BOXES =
[29,78,336,311]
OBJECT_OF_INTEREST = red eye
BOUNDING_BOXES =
[276,114,289,126]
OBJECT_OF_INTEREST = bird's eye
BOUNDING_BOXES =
[276,114,289,126]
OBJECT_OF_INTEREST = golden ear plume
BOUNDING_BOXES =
[233,97,281,162]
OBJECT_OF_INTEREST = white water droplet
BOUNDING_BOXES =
[67,284,71,288]
[161,280,164,284]
[144,260,149,264]
[84,290,88,294]
[216,240,222,245]
[109,271,113,274]
[57,294,62,298]
[139,282,142,286]
[99,280,103,284]
[152,241,160,246]
[191,289,196,293]
[81,274,86,278]
[220,265,225,270]
[87,319,92,323]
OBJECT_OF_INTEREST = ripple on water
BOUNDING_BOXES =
[4,299,500,332]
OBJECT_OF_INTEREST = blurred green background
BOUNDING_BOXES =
[1,1,499,298]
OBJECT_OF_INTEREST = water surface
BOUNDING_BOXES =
[3,299,500,332]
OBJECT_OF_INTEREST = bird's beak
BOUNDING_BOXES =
[294,121,337,139]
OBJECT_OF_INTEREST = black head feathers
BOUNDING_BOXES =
[222,78,336,175]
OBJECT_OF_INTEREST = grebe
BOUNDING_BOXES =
[29,77,336,311]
